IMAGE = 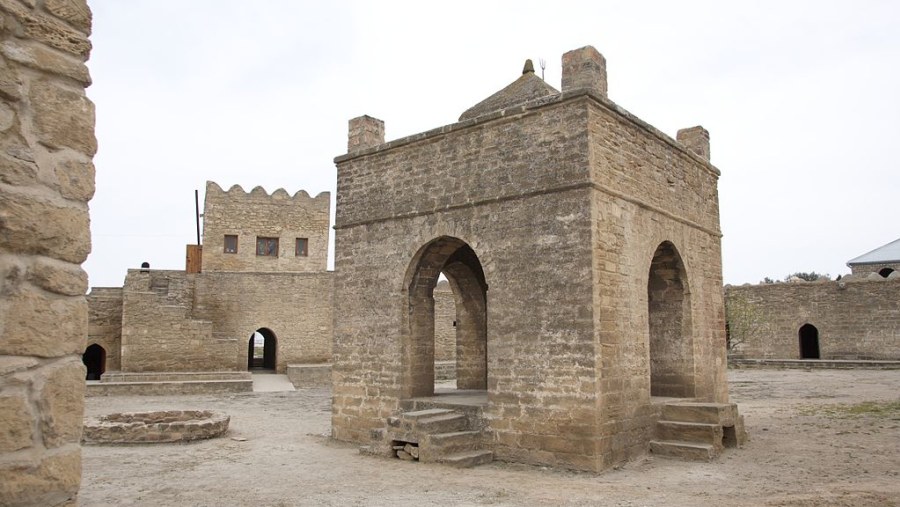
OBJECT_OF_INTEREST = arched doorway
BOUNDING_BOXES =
[798,324,820,359]
[83,344,106,380]
[405,236,488,398]
[248,328,277,371]
[647,241,694,397]
[878,267,895,278]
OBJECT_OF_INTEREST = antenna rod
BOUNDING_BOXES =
[194,189,201,245]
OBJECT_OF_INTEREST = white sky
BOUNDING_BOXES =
[83,1,900,288]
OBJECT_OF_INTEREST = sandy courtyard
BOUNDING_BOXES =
[81,369,900,506]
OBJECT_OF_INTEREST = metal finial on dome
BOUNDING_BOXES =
[523,59,535,74]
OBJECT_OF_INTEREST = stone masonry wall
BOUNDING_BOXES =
[86,287,122,371]
[202,181,330,273]
[434,280,455,362]
[849,262,900,277]
[726,279,900,360]
[586,98,727,467]
[192,271,334,373]
[0,0,95,504]
[119,270,222,372]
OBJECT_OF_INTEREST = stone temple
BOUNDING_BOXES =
[331,46,744,472]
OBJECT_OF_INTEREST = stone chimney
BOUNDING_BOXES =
[677,126,710,161]
[347,115,385,153]
[561,46,607,97]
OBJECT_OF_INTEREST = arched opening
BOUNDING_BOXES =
[878,267,895,278]
[798,324,820,359]
[83,344,106,380]
[405,236,487,399]
[647,241,694,398]
[247,328,277,371]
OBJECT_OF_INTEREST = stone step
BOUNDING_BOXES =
[650,440,718,462]
[415,413,468,434]
[437,449,494,468]
[662,402,737,425]
[656,421,723,446]
[420,431,480,461]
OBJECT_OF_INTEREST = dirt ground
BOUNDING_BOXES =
[81,369,900,506]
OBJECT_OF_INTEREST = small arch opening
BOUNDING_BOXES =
[248,328,277,371]
[83,344,106,380]
[798,324,820,359]
[878,267,895,278]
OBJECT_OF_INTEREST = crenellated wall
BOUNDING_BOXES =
[0,0,95,504]
[201,181,330,273]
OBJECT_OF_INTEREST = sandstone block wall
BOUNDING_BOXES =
[119,270,221,372]
[193,271,334,372]
[201,181,330,273]
[849,262,899,277]
[86,287,122,371]
[433,280,455,363]
[0,0,94,504]
[726,279,900,360]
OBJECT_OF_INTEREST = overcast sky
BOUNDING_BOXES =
[83,1,900,288]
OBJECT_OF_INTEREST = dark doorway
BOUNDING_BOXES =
[647,241,694,398]
[83,344,106,380]
[799,324,820,359]
[879,267,895,278]
[248,328,277,370]
[405,236,488,398]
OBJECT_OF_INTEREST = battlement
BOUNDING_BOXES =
[202,181,331,274]
[206,181,330,208]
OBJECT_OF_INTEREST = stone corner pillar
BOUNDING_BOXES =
[0,1,95,505]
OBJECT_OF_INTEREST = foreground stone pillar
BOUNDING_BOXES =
[0,1,95,505]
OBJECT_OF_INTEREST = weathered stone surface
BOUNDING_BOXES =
[0,0,91,57]
[28,78,96,155]
[82,410,229,444]
[0,54,23,101]
[0,100,14,131]
[0,393,33,452]
[0,448,81,506]
[38,359,85,447]
[0,152,37,186]
[44,0,92,34]
[0,39,91,84]
[0,253,26,296]
[52,155,95,201]
[0,286,86,357]
[0,188,91,263]
[28,257,88,296]
[0,356,38,376]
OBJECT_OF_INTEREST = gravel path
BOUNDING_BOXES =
[81,369,900,506]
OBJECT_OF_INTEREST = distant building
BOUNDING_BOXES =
[726,238,900,360]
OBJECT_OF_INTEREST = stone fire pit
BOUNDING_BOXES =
[83,410,230,444]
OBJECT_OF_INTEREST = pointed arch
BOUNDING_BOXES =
[248,328,278,370]
[647,241,694,397]
[83,343,106,380]
[798,323,820,359]
[403,236,488,398]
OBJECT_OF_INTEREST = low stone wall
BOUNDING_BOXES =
[86,372,253,396]
[729,358,900,370]
[83,410,230,444]
[286,363,331,387]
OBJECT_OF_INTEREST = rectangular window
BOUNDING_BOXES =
[295,238,308,257]
[223,235,238,254]
[256,237,278,257]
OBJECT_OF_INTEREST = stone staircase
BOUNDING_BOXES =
[650,402,746,461]
[385,408,492,468]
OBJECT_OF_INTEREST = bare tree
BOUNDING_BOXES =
[724,293,766,355]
